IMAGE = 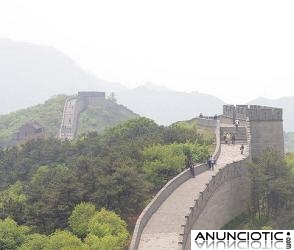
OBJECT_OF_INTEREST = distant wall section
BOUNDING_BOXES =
[59,91,106,140]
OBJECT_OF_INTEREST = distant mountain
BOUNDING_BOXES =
[0,39,127,114]
[248,97,294,131]
[0,39,223,125]
[116,84,224,125]
[0,95,137,146]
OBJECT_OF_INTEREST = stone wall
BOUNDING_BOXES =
[180,160,250,250]
[250,120,284,160]
[60,92,107,139]
[195,117,218,128]
[223,105,283,121]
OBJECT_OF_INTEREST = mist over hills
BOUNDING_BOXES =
[2,39,294,131]
[0,39,126,114]
[116,85,224,125]
[0,39,224,125]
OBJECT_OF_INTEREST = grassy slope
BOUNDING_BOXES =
[0,95,66,141]
[77,100,138,136]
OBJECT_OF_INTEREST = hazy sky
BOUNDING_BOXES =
[1,0,294,103]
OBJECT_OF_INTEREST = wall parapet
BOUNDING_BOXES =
[223,105,282,121]
[129,120,220,250]
[195,117,218,128]
[178,158,250,249]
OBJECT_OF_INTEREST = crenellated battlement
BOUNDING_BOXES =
[223,105,283,121]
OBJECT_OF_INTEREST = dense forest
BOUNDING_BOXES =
[224,149,294,230]
[0,117,213,249]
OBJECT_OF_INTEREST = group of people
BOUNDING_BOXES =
[199,113,218,120]
[223,132,236,144]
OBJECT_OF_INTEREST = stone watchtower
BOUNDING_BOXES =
[223,105,284,160]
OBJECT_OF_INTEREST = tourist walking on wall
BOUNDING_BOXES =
[209,155,215,171]
[207,156,211,170]
[234,119,240,130]
[223,132,227,144]
[185,149,194,177]
[207,155,214,171]
[240,144,244,154]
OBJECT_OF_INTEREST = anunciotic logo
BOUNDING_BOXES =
[191,230,293,249]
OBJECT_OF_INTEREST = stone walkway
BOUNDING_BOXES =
[59,98,77,140]
[138,143,249,250]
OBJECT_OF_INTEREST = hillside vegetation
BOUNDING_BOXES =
[0,96,138,145]
[0,117,214,249]
[77,100,137,136]
[0,95,66,142]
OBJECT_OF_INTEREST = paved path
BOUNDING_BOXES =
[59,98,77,140]
[138,143,249,250]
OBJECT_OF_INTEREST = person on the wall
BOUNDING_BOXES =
[223,132,227,144]
[234,119,240,130]
[240,144,245,154]
[207,156,211,170]
[185,149,194,177]
[209,155,215,171]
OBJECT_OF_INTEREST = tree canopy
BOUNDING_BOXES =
[0,117,213,249]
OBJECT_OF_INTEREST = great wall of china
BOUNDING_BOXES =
[59,91,105,140]
[130,105,284,250]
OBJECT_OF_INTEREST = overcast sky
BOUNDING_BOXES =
[1,0,294,103]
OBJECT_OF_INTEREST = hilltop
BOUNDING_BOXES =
[0,95,137,145]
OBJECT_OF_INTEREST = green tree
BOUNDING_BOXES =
[48,231,89,250]
[247,148,294,226]
[143,143,209,188]
[87,209,129,250]
[0,217,30,250]
[19,233,49,250]
[0,181,27,223]
[26,165,82,233]
[69,202,96,238]
[107,92,117,103]
[85,234,122,250]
